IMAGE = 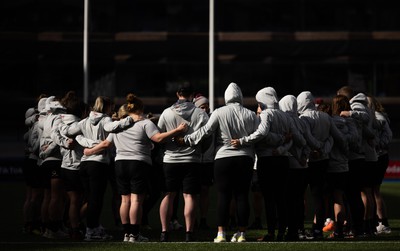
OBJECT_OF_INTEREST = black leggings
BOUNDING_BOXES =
[257,156,289,235]
[79,161,108,229]
[214,156,253,227]
[307,159,328,232]
[345,158,365,235]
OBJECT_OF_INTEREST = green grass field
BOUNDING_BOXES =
[1,180,399,251]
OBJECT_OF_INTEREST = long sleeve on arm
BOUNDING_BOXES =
[75,135,101,148]
[239,112,268,145]
[103,116,133,132]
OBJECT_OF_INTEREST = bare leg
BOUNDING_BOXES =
[159,192,176,232]
[120,195,130,225]
[129,193,145,225]
[183,193,197,232]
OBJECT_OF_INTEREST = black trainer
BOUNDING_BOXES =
[185,232,195,242]
[160,231,169,242]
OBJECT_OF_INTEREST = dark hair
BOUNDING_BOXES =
[61,91,87,118]
[177,82,193,97]
[331,95,350,116]
[317,102,332,116]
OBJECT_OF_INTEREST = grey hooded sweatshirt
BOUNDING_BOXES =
[374,110,392,157]
[61,111,113,164]
[158,98,209,163]
[55,114,85,170]
[297,91,344,162]
[328,114,359,173]
[184,82,258,160]
[279,95,318,168]
[349,93,377,162]
[39,98,66,162]
[239,87,292,157]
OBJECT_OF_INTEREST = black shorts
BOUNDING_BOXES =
[374,154,389,185]
[163,162,201,195]
[348,158,364,190]
[115,160,150,195]
[361,161,376,188]
[40,160,62,189]
[60,168,83,192]
[326,172,348,193]
[200,162,214,186]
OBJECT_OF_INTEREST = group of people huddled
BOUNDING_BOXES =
[21,82,392,243]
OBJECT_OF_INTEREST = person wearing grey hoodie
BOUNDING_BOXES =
[157,83,209,242]
[184,82,258,243]
[296,91,344,239]
[61,95,115,241]
[327,95,360,238]
[38,96,69,239]
[231,87,292,242]
[55,91,90,240]
[279,94,320,240]
[22,94,46,235]
[368,96,393,234]
[192,94,215,230]
[337,86,378,237]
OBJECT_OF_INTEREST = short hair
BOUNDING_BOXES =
[177,82,193,97]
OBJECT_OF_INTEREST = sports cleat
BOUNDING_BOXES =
[231,232,239,242]
[323,220,335,232]
[123,233,130,242]
[84,226,113,241]
[229,231,248,243]
[129,233,149,243]
[237,234,246,242]
[42,229,50,238]
[312,229,323,240]
[185,232,195,242]
[376,222,391,234]
[160,232,169,242]
[323,221,335,232]
[44,229,69,239]
[214,235,227,243]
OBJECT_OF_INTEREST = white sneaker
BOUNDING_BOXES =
[214,231,227,243]
[231,232,239,242]
[123,233,130,242]
[129,233,149,243]
[42,229,50,238]
[376,222,391,234]
[231,232,246,242]
[214,235,226,243]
